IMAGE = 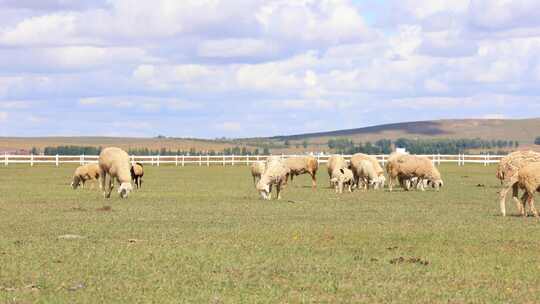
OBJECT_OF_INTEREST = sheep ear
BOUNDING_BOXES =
[340,168,344,174]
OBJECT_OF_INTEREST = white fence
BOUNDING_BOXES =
[1,153,504,167]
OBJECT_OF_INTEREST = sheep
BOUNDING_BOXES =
[350,159,379,191]
[385,152,406,191]
[330,167,354,194]
[130,162,144,189]
[497,150,540,216]
[285,156,319,189]
[98,147,133,199]
[516,162,540,217]
[256,157,290,200]
[327,155,347,186]
[386,154,443,191]
[350,153,386,189]
[250,161,266,185]
[71,163,101,190]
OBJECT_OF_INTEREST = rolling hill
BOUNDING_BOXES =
[1,118,539,153]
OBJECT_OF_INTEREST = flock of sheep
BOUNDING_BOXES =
[496,150,540,217]
[250,152,444,200]
[68,146,540,218]
[71,147,144,198]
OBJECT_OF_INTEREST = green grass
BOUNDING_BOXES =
[0,164,540,303]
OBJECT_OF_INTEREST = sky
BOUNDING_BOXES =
[1,0,540,138]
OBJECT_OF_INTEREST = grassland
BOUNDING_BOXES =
[0,164,540,303]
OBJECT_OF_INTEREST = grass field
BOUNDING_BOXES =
[1,164,540,303]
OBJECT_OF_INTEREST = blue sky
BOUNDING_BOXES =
[1,0,540,138]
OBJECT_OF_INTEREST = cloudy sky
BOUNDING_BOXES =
[1,0,540,138]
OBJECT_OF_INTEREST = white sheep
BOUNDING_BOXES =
[98,147,133,199]
[256,157,289,200]
[497,150,540,217]
[386,154,443,191]
[284,156,319,189]
[330,167,354,194]
[516,162,540,217]
[327,155,347,186]
[250,161,266,185]
[71,163,101,190]
[350,153,385,189]
[351,159,379,191]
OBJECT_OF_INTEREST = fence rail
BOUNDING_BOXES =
[2,153,505,167]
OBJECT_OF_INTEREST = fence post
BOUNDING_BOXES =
[223,155,225,166]
[199,155,202,166]
[175,155,178,166]
[207,155,210,167]
[182,155,185,167]
[131,155,135,165]
[232,155,235,166]
[4,152,7,166]
[156,155,160,167]
[55,154,59,167]
[30,154,34,167]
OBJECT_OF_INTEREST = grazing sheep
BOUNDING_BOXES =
[71,163,101,190]
[285,156,319,189]
[256,157,290,200]
[516,162,540,217]
[250,161,266,185]
[497,150,540,216]
[98,147,133,199]
[386,154,443,191]
[350,153,386,189]
[351,159,379,191]
[327,155,347,186]
[330,167,354,194]
[130,162,144,189]
[385,152,405,191]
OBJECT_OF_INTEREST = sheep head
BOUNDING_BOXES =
[256,180,271,200]
[118,182,133,199]
[71,176,81,189]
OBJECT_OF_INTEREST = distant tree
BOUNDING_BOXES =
[302,140,308,148]
[284,140,290,147]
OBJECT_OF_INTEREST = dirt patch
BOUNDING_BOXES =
[390,256,429,266]
[96,206,113,212]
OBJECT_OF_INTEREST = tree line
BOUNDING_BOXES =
[327,138,520,155]
[31,145,271,156]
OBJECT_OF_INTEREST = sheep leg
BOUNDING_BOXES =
[103,179,111,198]
[311,172,317,189]
[499,185,511,217]
[512,183,524,216]
[276,183,282,200]
[526,193,539,218]
[520,192,529,217]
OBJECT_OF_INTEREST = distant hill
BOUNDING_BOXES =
[268,118,540,145]
[0,118,539,154]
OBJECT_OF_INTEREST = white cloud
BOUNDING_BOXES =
[78,96,200,111]
[215,121,242,132]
